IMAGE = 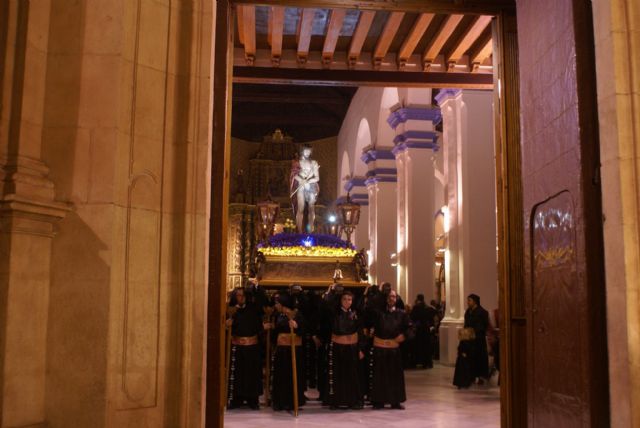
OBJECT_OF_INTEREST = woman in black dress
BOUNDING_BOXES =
[327,291,365,409]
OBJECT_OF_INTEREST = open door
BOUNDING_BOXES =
[517,1,609,426]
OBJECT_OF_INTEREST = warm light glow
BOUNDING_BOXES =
[441,205,450,233]
[390,252,398,267]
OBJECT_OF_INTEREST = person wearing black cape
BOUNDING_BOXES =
[369,289,411,409]
[270,292,307,411]
[327,291,365,410]
[226,287,264,409]
[464,293,490,384]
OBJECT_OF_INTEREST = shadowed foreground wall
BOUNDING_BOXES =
[0,1,214,426]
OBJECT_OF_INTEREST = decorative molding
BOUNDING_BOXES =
[344,176,367,192]
[393,130,439,145]
[365,168,397,178]
[392,130,440,154]
[360,148,395,164]
[387,106,442,129]
[365,176,397,186]
[434,88,462,106]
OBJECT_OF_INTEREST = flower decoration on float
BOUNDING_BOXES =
[283,218,296,233]
[258,232,357,257]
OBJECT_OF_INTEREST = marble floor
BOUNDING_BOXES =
[224,364,500,428]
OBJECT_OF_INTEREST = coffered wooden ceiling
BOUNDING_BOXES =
[232,4,496,87]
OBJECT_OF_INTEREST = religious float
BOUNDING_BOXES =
[226,130,368,290]
[255,232,368,288]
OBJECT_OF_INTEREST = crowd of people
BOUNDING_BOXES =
[224,280,497,413]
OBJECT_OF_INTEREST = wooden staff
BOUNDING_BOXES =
[285,308,299,417]
[224,306,237,407]
[263,306,274,406]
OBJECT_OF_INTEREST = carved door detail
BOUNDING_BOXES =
[530,192,584,426]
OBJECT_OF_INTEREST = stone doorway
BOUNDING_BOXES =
[207,2,526,427]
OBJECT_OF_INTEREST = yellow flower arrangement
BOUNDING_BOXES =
[260,245,357,258]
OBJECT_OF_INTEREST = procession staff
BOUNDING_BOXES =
[286,307,299,417]
[368,290,411,410]
[270,292,306,412]
[225,287,264,409]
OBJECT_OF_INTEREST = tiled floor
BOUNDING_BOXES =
[224,364,501,428]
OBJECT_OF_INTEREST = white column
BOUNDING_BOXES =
[343,177,369,252]
[388,105,441,303]
[435,89,497,365]
[362,147,397,288]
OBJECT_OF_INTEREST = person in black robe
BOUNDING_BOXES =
[270,292,307,411]
[226,287,264,409]
[464,293,490,383]
[327,291,365,409]
[410,294,438,369]
[368,289,410,409]
[315,283,343,405]
[359,284,379,402]
[453,330,474,389]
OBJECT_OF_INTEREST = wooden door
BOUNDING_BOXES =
[517,0,609,426]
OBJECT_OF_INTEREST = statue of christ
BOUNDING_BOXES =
[290,145,320,233]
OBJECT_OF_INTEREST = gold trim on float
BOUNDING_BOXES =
[263,255,355,263]
[258,279,368,287]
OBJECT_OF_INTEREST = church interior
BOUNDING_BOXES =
[1,0,639,428]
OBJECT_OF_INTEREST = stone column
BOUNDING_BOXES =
[435,89,497,365]
[343,176,369,252]
[0,2,69,427]
[362,148,397,288]
[388,106,441,303]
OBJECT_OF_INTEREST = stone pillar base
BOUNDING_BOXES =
[439,318,464,366]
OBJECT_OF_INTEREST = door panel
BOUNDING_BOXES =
[518,0,609,426]
[531,191,585,427]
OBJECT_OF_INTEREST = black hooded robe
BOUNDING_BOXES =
[328,307,364,408]
[271,310,307,410]
[227,303,263,407]
[464,305,490,380]
[369,307,410,406]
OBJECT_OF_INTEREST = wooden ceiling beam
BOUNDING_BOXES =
[398,13,434,69]
[233,66,493,89]
[348,11,375,68]
[231,0,515,15]
[470,37,493,72]
[422,14,463,71]
[236,4,245,45]
[373,11,405,69]
[297,8,315,65]
[322,8,346,67]
[233,93,350,105]
[238,5,256,65]
[446,15,492,70]
[269,6,285,66]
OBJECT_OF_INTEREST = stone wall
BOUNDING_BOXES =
[592,0,640,426]
[0,0,213,426]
